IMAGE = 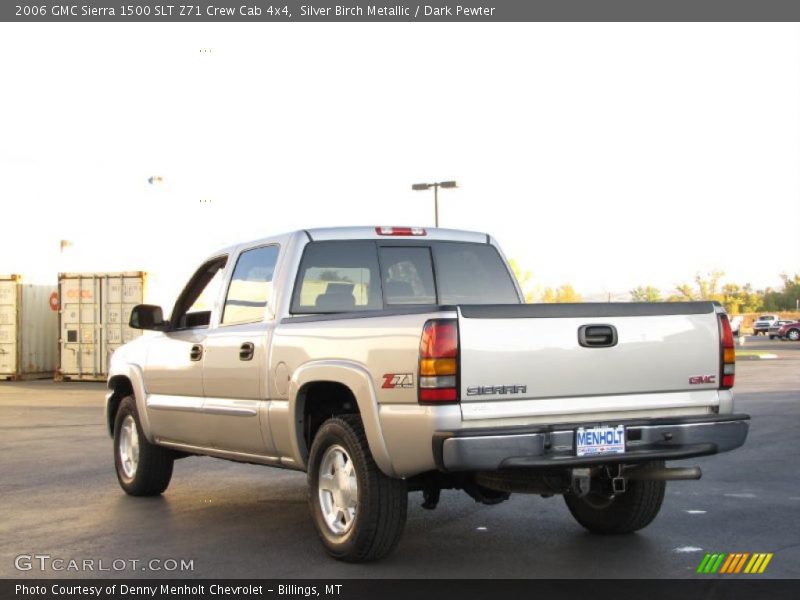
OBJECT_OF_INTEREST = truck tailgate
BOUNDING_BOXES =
[457,302,721,421]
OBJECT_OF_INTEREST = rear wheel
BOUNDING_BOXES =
[307,416,407,562]
[564,463,666,534]
[113,396,174,496]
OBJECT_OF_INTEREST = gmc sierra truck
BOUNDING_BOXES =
[106,226,749,562]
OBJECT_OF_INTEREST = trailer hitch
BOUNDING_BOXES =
[570,468,591,497]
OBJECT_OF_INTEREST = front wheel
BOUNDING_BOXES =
[113,396,174,496]
[787,329,800,341]
[307,416,407,562]
[564,463,666,534]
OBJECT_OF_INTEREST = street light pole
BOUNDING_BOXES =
[412,180,457,228]
[434,184,439,227]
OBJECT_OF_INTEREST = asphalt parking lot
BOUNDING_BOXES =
[1,338,798,579]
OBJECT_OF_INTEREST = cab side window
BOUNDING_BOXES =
[222,245,280,325]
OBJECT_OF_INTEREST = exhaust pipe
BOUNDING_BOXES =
[627,466,702,481]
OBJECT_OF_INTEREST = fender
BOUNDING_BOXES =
[288,360,397,478]
[106,363,154,443]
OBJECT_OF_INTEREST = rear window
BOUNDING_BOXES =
[379,247,436,305]
[291,240,520,313]
[432,242,520,304]
[291,241,382,313]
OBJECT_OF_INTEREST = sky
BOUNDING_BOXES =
[1,23,798,307]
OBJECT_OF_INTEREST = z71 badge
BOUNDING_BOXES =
[382,373,415,389]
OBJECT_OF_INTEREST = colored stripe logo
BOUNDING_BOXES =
[696,552,773,574]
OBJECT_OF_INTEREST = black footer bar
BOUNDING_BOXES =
[3,579,800,600]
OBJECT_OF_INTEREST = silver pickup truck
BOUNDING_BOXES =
[106,226,749,562]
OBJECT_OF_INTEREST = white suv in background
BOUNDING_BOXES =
[752,314,780,336]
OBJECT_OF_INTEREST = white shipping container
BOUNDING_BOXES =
[0,275,59,380]
[58,272,145,381]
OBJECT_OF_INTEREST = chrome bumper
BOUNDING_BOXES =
[433,414,750,471]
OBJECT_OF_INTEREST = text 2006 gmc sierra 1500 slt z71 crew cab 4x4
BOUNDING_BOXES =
[105,226,749,561]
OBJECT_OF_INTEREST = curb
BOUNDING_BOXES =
[735,353,779,361]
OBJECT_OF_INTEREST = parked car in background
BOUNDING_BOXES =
[729,315,743,337]
[768,320,795,339]
[777,321,800,341]
[753,314,780,336]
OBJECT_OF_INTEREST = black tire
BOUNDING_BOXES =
[769,335,776,340]
[787,329,800,341]
[564,463,666,534]
[307,416,407,562]
[113,395,174,496]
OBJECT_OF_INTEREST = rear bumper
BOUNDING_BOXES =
[433,413,750,471]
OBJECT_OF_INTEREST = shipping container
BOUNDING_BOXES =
[57,272,145,381]
[0,275,59,380]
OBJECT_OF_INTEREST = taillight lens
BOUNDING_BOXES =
[419,319,459,404]
[719,313,735,389]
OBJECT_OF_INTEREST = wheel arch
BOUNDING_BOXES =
[106,364,153,441]
[288,360,396,477]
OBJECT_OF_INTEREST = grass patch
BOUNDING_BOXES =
[736,351,778,360]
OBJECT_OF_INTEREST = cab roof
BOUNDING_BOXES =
[305,226,489,243]
[211,226,492,258]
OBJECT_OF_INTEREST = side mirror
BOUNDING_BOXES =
[129,304,168,331]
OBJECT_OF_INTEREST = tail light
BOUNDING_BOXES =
[418,319,459,404]
[719,313,735,389]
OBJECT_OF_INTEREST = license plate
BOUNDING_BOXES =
[576,425,626,457]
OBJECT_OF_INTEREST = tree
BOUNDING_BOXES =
[721,283,761,314]
[762,273,800,311]
[508,258,537,303]
[318,270,350,282]
[630,286,661,302]
[695,270,725,303]
[671,283,696,301]
[669,271,724,304]
[647,271,797,314]
[541,284,582,303]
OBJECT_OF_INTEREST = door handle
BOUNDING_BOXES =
[239,342,255,361]
[189,344,203,361]
[578,324,618,348]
